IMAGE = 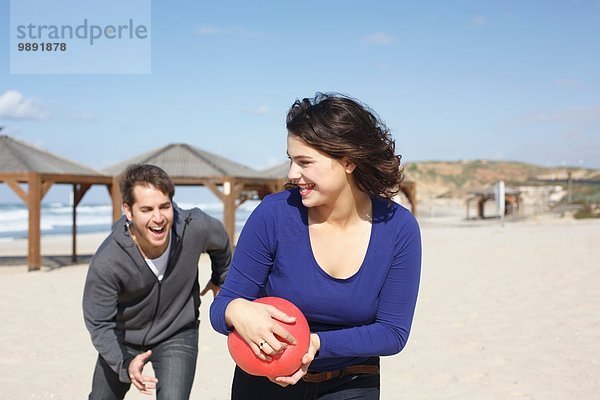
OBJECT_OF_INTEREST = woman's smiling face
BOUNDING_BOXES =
[287,133,355,208]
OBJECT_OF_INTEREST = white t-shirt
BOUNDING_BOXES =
[145,235,172,282]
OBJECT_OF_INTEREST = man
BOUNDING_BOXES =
[83,164,231,400]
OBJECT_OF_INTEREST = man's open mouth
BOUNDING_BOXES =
[149,226,166,235]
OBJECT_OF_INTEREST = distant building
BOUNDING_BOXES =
[466,185,522,219]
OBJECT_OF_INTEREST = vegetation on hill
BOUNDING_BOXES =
[404,160,600,218]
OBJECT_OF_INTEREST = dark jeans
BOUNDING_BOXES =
[89,326,198,400]
[231,358,380,400]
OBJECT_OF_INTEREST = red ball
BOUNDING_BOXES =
[227,297,310,378]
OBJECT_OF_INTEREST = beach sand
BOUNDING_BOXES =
[1,216,599,399]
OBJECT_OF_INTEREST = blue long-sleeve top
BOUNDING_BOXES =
[210,188,421,372]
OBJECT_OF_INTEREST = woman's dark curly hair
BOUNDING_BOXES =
[286,92,403,200]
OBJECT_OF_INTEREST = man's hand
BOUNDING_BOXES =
[200,280,221,298]
[128,350,158,395]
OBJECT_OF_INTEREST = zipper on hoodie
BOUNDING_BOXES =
[140,214,191,349]
[141,280,162,351]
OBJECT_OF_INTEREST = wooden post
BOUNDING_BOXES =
[409,183,417,216]
[224,180,244,249]
[400,182,417,215]
[72,186,77,262]
[108,175,122,222]
[477,197,485,219]
[27,173,42,271]
[206,180,236,248]
[466,199,470,220]
[72,183,91,262]
[206,180,244,249]
[223,194,235,248]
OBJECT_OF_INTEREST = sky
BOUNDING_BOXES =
[1,0,599,203]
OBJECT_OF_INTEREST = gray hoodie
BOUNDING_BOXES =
[83,205,231,383]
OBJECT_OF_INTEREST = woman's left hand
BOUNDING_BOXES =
[270,333,321,387]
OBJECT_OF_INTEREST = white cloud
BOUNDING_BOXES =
[241,105,269,115]
[194,25,265,38]
[0,90,51,120]
[361,32,395,45]
[69,111,97,121]
[565,129,583,140]
[377,63,392,72]
[194,25,221,35]
[511,105,600,126]
[252,106,269,115]
[0,125,22,135]
[469,16,488,28]
[553,79,579,87]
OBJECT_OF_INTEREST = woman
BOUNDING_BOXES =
[210,93,421,399]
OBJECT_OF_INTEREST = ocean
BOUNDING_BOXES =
[0,200,260,241]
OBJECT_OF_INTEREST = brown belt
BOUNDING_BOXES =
[302,364,380,383]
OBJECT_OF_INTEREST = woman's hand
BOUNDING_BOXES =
[225,298,298,361]
[271,333,321,387]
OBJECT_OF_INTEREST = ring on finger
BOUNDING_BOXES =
[259,340,266,348]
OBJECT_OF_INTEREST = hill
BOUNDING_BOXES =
[404,160,600,200]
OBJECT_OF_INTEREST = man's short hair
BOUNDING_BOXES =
[119,164,175,207]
